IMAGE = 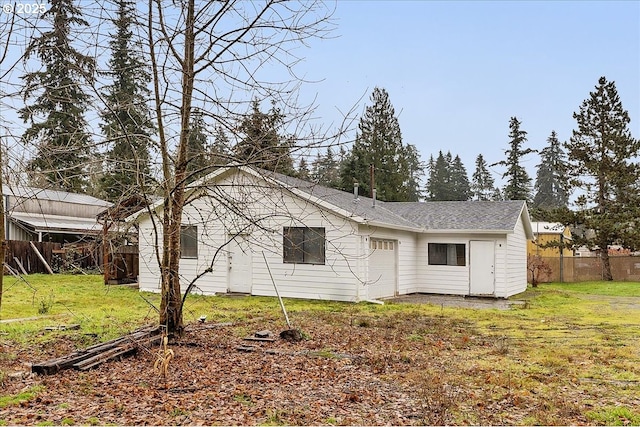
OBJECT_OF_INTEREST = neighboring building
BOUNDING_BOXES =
[4,186,112,243]
[528,222,573,258]
[130,166,534,302]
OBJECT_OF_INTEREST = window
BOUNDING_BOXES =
[428,243,465,266]
[283,227,325,265]
[181,226,198,259]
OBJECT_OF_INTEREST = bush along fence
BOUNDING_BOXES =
[528,255,640,283]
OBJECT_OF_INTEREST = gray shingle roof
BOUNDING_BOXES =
[385,200,527,231]
[262,170,526,232]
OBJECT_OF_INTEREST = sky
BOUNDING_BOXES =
[1,0,638,194]
[296,0,640,185]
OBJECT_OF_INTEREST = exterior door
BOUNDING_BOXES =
[368,239,397,299]
[228,235,252,293]
[470,240,495,295]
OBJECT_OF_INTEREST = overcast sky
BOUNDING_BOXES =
[1,0,638,193]
[297,0,640,184]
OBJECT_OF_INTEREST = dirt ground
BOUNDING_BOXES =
[1,301,639,425]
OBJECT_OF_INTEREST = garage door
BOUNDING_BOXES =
[368,239,397,299]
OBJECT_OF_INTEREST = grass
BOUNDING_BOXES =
[0,386,44,409]
[542,281,640,297]
[1,275,639,425]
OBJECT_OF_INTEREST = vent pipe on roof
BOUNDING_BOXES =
[372,189,377,208]
[353,182,359,201]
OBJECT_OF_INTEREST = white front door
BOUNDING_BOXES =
[470,240,495,295]
[368,239,397,299]
[228,235,252,293]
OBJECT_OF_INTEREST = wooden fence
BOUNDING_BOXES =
[3,240,138,282]
[529,256,640,283]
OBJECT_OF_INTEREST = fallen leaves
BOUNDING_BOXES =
[1,310,639,425]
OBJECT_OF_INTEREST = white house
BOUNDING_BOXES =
[132,166,534,302]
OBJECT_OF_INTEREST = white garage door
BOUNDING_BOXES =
[368,239,397,299]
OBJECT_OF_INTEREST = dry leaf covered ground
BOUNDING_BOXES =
[1,282,640,425]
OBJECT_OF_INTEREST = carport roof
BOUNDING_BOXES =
[10,211,103,235]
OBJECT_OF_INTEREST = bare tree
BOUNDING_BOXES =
[144,0,336,335]
[1,1,346,335]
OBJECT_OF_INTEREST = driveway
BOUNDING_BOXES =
[385,293,526,310]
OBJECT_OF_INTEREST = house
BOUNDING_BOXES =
[131,166,534,302]
[4,186,112,243]
[528,222,573,258]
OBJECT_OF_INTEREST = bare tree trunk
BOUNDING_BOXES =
[601,248,613,281]
[157,0,196,335]
[0,139,5,313]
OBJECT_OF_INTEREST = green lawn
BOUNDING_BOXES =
[1,275,639,425]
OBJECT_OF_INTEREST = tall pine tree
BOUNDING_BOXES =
[426,151,451,201]
[565,76,640,281]
[211,125,232,167]
[532,131,570,209]
[426,151,469,201]
[450,155,471,201]
[493,117,534,201]
[312,147,340,188]
[340,87,421,201]
[471,154,497,201]
[19,0,95,193]
[185,108,210,182]
[234,99,294,175]
[100,0,154,200]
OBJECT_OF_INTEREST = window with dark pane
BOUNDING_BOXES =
[180,225,198,259]
[428,243,465,266]
[283,227,325,265]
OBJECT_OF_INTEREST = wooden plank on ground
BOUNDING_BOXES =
[32,325,160,375]
[243,336,276,342]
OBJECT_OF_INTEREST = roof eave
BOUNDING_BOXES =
[363,220,423,233]
[423,229,515,235]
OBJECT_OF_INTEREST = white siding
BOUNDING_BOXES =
[135,170,531,301]
[493,238,508,295]
[357,226,418,299]
[137,222,162,293]
[419,234,471,295]
[503,212,528,297]
[137,170,362,302]
[416,233,507,296]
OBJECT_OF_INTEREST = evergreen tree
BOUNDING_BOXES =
[532,131,570,209]
[19,0,95,193]
[185,108,210,182]
[401,144,424,201]
[100,0,154,200]
[426,151,469,201]
[312,147,340,188]
[211,125,232,167]
[450,155,471,201]
[471,154,497,201]
[565,76,640,281]
[297,157,310,180]
[339,87,421,201]
[493,117,534,201]
[234,99,294,175]
[426,151,452,200]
